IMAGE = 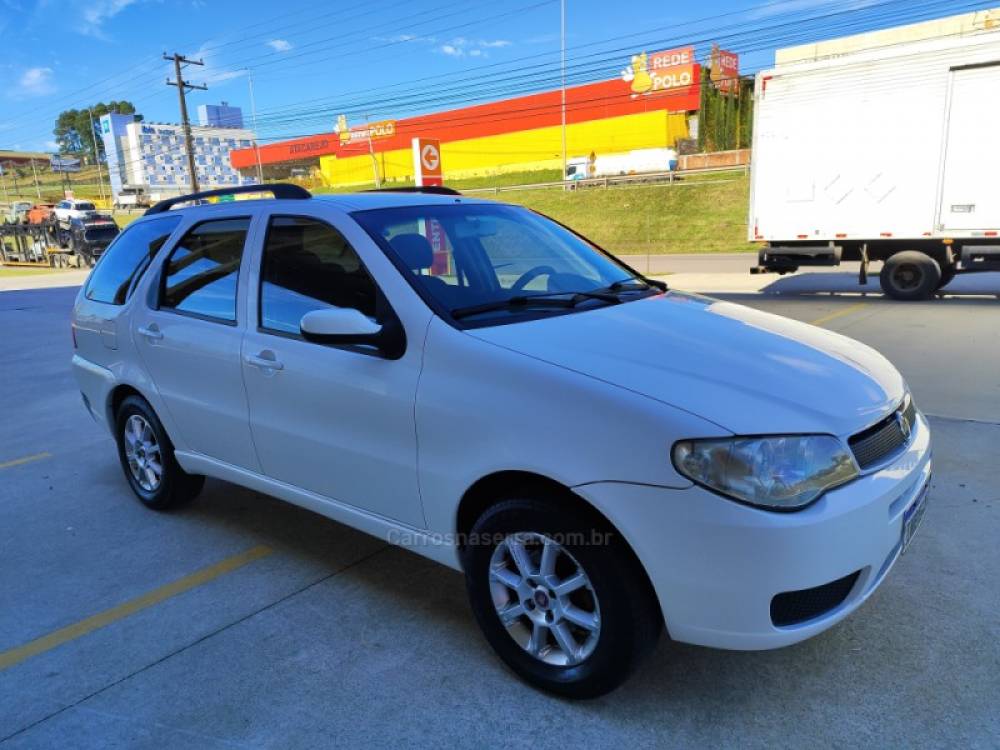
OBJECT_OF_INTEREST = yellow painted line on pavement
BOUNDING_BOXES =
[809,302,869,327]
[0,452,51,470]
[0,544,272,672]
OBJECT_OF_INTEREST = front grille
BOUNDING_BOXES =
[849,398,916,470]
[770,571,861,627]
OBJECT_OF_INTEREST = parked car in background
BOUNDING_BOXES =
[2,201,33,224]
[63,215,120,267]
[27,204,56,225]
[71,183,931,698]
[113,187,151,210]
[53,199,97,226]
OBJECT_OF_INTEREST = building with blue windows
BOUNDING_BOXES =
[99,106,258,201]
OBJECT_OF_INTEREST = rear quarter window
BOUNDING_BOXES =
[85,216,181,305]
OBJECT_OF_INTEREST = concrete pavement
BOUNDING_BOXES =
[1,283,998,748]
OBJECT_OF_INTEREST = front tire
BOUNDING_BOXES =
[115,395,204,510]
[464,494,662,698]
[879,251,940,300]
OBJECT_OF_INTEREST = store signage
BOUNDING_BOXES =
[413,137,442,187]
[288,139,331,155]
[50,156,82,173]
[711,47,740,94]
[622,47,696,96]
[339,120,397,146]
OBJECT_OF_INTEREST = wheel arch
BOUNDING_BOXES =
[106,382,178,447]
[454,470,664,628]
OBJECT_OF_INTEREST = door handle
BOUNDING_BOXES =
[137,324,163,341]
[244,352,284,371]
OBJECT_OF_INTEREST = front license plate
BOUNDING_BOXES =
[902,483,929,554]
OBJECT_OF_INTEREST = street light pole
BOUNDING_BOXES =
[30,159,42,199]
[246,68,264,184]
[365,113,381,189]
[560,0,567,184]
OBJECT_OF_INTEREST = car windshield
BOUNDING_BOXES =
[354,203,652,325]
[77,202,96,211]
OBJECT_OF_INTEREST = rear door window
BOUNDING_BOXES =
[85,216,181,305]
[160,218,250,323]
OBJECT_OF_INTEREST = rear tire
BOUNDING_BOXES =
[879,251,940,300]
[463,494,662,698]
[114,395,204,510]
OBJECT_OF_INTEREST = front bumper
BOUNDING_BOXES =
[575,412,932,650]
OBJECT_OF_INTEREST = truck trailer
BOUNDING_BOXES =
[748,8,1000,299]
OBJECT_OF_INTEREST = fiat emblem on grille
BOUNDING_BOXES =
[896,410,911,439]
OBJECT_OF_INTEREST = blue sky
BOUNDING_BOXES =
[0,0,988,152]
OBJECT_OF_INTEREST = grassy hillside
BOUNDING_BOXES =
[499,176,752,255]
[1,164,109,204]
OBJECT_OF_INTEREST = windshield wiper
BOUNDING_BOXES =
[451,290,622,320]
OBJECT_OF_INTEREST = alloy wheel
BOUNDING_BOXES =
[123,414,163,492]
[488,532,601,666]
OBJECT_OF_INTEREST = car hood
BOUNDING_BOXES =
[467,291,904,437]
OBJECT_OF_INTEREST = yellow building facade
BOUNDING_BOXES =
[319,109,689,188]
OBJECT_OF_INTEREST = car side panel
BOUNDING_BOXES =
[414,317,728,537]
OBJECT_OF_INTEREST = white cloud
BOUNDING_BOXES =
[266,39,292,52]
[187,42,247,86]
[437,38,511,58]
[80,0,140,38]
[17,66,55,96]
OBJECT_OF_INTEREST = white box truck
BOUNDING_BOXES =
[748,8,1000,299]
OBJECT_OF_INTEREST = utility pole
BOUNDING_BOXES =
[165,52,207,193]
[246,68,264,184]
[560,0,567,185]
[87,108,107,202]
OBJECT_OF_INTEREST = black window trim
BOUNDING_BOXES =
[155,215,252,327]
[84,214,182,306]
[254,212,404,359]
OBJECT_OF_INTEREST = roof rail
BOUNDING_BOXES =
[144,183,311,215]
[363,186,461,196]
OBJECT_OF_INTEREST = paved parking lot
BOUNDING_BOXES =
[1,280,998,749]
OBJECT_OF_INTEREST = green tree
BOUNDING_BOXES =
[53,101,143,162]
[697,67,753,152]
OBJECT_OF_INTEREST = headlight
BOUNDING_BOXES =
[672,435,859,511]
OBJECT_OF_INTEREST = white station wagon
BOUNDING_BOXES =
[71,185,931,697]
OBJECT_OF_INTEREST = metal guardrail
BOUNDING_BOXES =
[460,164,749,195]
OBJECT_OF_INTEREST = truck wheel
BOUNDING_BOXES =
[879,251,940,300]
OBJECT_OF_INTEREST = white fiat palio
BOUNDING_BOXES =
[71,185,931,697]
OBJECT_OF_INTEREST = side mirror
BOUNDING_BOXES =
[300,307,405,359]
